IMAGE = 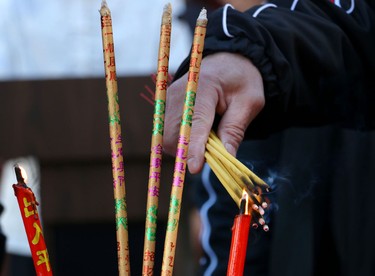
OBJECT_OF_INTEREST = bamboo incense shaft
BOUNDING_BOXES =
[100,1,130,275]
[13,165,53,276]
[142,3,172,275]
[161,8,208,276]
[227,193,251,276]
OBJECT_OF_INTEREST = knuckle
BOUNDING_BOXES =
[222,125,245,145]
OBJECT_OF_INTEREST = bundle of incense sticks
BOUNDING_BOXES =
[205,130,270,230]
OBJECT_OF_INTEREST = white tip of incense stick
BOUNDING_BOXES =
[252,204,259,211]
[259,218,265,225]
[100,0,110,16]
[252,223,259,229]
[262,202,268,209]
[263,225,269,232]
[196,7,208,26]
[198,7,207,21]
[163,2,172,14]
[162,3,172,24]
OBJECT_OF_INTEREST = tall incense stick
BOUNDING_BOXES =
[161,8,208,276]
[142,3,172,275]
[100,1,130,275]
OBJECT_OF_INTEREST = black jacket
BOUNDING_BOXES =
[175,2,375,275]
[174,0,375,138]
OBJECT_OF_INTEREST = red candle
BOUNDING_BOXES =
[12,165,53,276]
[227,191,251,276]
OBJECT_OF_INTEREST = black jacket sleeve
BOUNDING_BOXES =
[174,0,375,138]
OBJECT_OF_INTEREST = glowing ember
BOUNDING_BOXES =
[18,166,28,183]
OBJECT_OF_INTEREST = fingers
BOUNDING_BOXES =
[187,81,219,173]
[217,93,263,157]
[216,54,265,157]
[217,98,264,159]
[163,74,187,156]
[216,101,252,157]
[164,72,219,174]
[164,52,265,174]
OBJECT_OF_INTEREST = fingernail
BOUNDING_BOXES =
[224,142,236,156]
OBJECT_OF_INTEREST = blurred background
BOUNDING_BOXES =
[0,0,225,275]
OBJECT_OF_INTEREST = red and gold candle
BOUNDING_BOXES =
[227,191,252,276]
[13,165,53,276]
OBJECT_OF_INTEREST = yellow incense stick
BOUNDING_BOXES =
[161,8,208,276]
[205,131,270,229]
[206,150,254,206]
[100,1,130,275]
[142,3,172,275]
[205,152,242,205]
[206,139,255,191]
[209,131,269,189]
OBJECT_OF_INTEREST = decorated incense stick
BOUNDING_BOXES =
[161,8,208,276]
[100,1,130,275]
[227,191,252,276]
[142,3,172,275]
[12,165,53,276]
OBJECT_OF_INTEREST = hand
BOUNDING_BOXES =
[163,52,265,174]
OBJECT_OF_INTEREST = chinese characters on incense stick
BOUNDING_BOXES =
[142,3,172,275]
[98,2,270,275]
[100,1,130,275]
[13,165,53,275]
[161,8,208,276]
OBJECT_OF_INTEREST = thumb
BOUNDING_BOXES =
[216,111,250,157]
[217,95,264,157]
[186,83,220,174]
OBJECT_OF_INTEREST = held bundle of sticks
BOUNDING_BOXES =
[99,1,269,274]
[205,130,270,230]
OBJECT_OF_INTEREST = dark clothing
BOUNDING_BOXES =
[175,0,375,137]
[175,1,375,275]
[191,127,375,276]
